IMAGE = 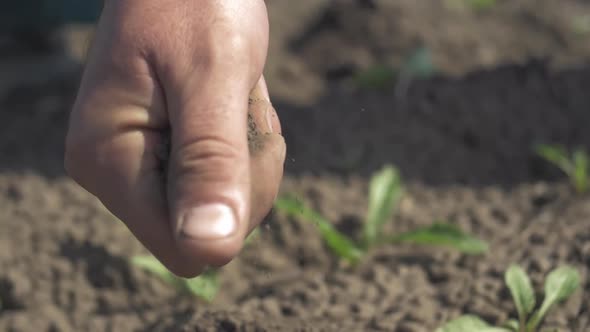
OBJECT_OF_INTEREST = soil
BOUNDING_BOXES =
[1,0,590,331]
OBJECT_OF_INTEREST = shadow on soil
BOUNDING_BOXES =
[59,238,136,292]
[0,278,25,313]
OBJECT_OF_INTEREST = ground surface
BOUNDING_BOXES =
[1,0,590,331]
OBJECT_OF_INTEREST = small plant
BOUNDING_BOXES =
[572,15,590,36]
[534,144,589,194]
[354,47,435,90]
[354,64,397,90]
[274,165,487,265]
[466,0,496,11]
[131,255,219,302]
[445,0,497,12]
[437,265,581,332]
[399,46,435,80]
[131,228,260,301]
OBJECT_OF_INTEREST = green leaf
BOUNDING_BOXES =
[572,148,589,193]
[501,319,519,332]
[436,315,510,332]
[572,15,590,36]
[184,271,219,302]
[468,0,496,11]
[544,266,581,303]
[534,144,573,175]
[388,222,488,254]
[364,165,404,247]
[445,0,496,12]
[526,266,580,331]
[354,64,397,90]
[505,265,536,325]
[535,144,590,194]
[274,196,364,264]
[401,47,435,79]
[132,255,220,302]
[131,255,182,288]
[244,227,260,246]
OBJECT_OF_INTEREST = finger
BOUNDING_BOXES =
[248,76,281,135]
[66,117,204,277]
[165,59,259,267]
[65,0,275,278]
[247,78,286,231]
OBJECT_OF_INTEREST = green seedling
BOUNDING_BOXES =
[386,222,489,255]
[437,265,581,332]
[354,64,397,90]
[131,228,260,301]
[534,144,589,194]
[445,0,496,12]
[466,0,496,11]
[354,47,435,90]
[131,255,219,302]
[572,15,590,36]
[399,46,435,80]
[274,165,487,265]
[395,47,436,99]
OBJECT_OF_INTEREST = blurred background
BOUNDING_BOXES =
[1,1,589,331]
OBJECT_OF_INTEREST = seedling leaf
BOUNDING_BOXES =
[505,265,536,325]
[534,144,573,175]
[436,315,510,332]
[355,64,397,90]
[275,196,364,264]
[535,144,590,193]
[388,222,488,254]
[132,255,220,302]
[501,319,519,332]
[245,227,260,245]
[468,0,496,11]
[526,266,580,331]
[441,266,580,332]
[544,264,580,303]
[572,15,590,36]
[132,255,182,288]
[185,271,219,302]
[400,47,435,79]
[572,148,588,193]
[364,165,403,247]
[445,0,497,12]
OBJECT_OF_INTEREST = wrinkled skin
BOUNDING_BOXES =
[65,0,285,278]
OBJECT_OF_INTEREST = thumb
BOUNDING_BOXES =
[166,70,254,268]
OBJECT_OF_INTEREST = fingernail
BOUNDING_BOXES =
[179,204,237,240]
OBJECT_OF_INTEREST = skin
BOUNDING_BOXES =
[65,0,286,278]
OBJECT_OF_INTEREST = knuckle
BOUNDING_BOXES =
[203,32,254,69]
[171,136,245,181]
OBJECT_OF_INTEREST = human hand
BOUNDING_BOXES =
[65,0,285,277]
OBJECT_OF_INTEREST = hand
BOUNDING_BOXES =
[65,0,285,277]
